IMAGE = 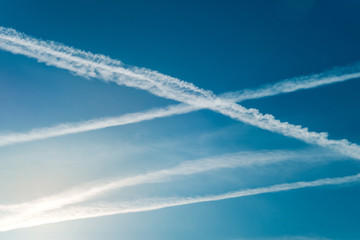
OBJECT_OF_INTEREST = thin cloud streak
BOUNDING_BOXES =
[222,66,360,102]
[2,66,360,146]
[0,27,214,104]
[0,103,198,147]
[1,27,360,160]
[1,172,359,232]
[0,149,327,216]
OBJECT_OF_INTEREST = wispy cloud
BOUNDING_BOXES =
[0,27,213,104]
[221,63,360,102]
[1,65,360,147]
[0,171,358,232]
[0,149,327,215]
[1,27,359,104]
[1,27,360,161]
[1,27,360,233]
[0,103,198,146]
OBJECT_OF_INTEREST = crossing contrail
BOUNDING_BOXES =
[1,27,360,160]
[0,171,358,232]
[1,27,359,234]
[1,66,360,147]
[0,149,330,215]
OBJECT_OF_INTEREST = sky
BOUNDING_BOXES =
[0,0,360,239]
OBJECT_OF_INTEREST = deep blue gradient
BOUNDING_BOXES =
[0,1,360,239]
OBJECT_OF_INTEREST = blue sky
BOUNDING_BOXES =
[0,0,360,239]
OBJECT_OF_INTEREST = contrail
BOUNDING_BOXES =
[1,66,360,147]
[0,172,359,232]
[0,149,328,215]
[1,28,358,235]
[0,103,198,147]
[1,27,359,104]
[0,27,214,105]
[221,64,360,102]
[1,27,360,160]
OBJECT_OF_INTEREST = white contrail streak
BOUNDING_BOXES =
[0,27,214,105]
[1,28,359,235]
[2,65,360,147]
[1,27,360,160]
[1,27,359,104]
[0,149,327,215]
[0,172,359,232]
[0,103,198,147]
[221,65,360,102]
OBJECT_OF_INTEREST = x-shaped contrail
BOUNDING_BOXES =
[0,27,359,231]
